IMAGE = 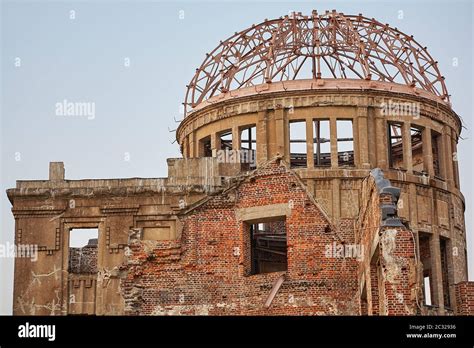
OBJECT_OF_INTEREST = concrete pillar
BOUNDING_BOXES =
[49,162,65,181]
[357,107,370,169]
[183,136,189,158]
[274,108,288,160]
[437,132,447,179]
[375,115,388,170]
[330,117,338,168]
[352,116,360,168]
[403,122,413,173]
[232,126,241,150]
[451,129,460,188]
[211,132,220,157]
[367,107,377,168]
[189,133,196,158]
[257,110,268,165]
[332,178,340,221]
[408,183,418,226]
[306,118,314,168]
[422,127,434,176]
[442,127,454,186]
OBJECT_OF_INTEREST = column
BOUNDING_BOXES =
[330,117,338,168]
[422,127,434,176]
[306,118,314,168]
[357,107,370,169]
[403,122,413,173]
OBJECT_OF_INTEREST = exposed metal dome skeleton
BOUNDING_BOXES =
[184,10,449,115]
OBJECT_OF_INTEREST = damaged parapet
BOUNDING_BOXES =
[370,168,404,228]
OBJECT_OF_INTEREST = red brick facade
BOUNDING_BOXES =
[455,282,474,315]
[121,160,359,315]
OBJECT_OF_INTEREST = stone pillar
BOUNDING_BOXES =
[232,126,241,150]
[49,162,65,181]
[189,133,196,158]
[375,114,388,170]
[332,178,340,221]
[442,126,454,186]
[451,129,460,187]
[257,110,268,165]
[306,118,314,168]
[367,107,377,168]
[408,183,418,226]
[422,127,434,176]
[211,132,220,157]
[183,136,189,158]
[357,107,370,169]
[402,122,413,173]
[275,108,288,160]
[330,117,338,168]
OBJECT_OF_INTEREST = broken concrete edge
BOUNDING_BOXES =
[6,158,232,204]
[177,155,342,241]
[5,183,225,206]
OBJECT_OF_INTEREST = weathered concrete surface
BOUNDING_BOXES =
[7,85,472,316]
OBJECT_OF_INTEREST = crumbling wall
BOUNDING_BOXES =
[8,159,230,315]
[120,159,359,315]
[357,169,418,315]
[8,157,469,316]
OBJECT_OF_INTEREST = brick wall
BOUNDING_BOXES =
[455,281,474,315]
[121,160,359,315]
[356,170,418,315]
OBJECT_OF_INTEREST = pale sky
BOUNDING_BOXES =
[1,0,472,314]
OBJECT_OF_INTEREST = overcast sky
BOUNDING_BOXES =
[1,0,472,314]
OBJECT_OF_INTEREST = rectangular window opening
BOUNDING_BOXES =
[337,120,354,166]
[199,136,212,157]
[289,121,307,168]
[313,119,331,167]
[68,228,99,315]
[388,123,403,169]
[249,218,287,275]
[419,232,435,306]
[240,125,256,170]
[440,237,451,308]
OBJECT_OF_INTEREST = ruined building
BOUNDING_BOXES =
[7,11,474,315]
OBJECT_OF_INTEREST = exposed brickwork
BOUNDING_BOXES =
[455,282,474,315]
[379,227,417,315]
[121,160,359,315]
[6,61,469,316]
[370,265,379,315]
[357,171,418,315]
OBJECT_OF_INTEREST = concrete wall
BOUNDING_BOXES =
[7,85,470,316]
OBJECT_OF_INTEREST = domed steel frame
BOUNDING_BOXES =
[184,10,449,115]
